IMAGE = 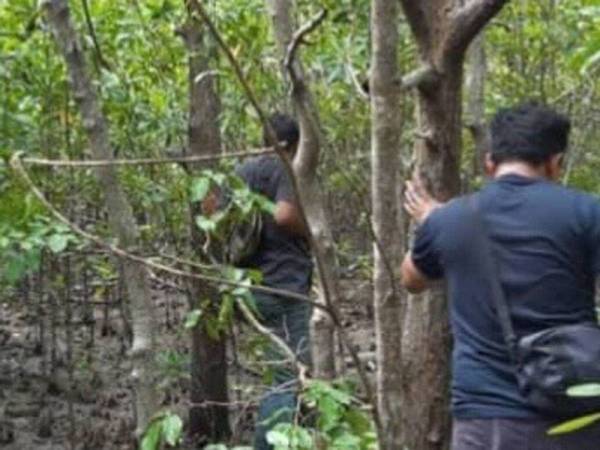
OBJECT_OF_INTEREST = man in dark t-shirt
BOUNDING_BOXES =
[401,103,600,449]
[236,114,312,450]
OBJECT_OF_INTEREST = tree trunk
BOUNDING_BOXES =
[178,16,231,442]
[369,0,405,448]
[43,0,157,437]
[465,31,488,178]
[266,0,338,380]
[398,1,509,449]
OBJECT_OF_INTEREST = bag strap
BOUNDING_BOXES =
[466,195,519,363]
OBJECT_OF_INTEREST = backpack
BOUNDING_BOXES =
[223,208,262,266]
[203,182,265,267]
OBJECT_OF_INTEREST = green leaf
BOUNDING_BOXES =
[581,49,600,75]
[184,309,203,329]
[266,430,290,448]
[567,383,600,397]
[161,413,183,446]
[190,177,211,202]
[140,420,162,450]
[196,215,216,233]
[47,233,68,254]
[547,412,600,435]
[203,445,228,450]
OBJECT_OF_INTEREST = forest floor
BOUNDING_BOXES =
[0,276,374,450]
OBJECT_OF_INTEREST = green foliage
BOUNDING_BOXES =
[140,411,183,450]
[266,380,377,450]
[0,216,78,284]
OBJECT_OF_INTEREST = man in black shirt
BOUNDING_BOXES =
[401,103,600,449]
[237,114,312,450]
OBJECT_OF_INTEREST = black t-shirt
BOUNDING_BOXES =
[237,155,312,296]
[412,174,600,419]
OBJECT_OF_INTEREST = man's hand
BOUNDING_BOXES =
[404,176,442,225]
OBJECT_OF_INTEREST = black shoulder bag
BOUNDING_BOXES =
[469,197,600,418]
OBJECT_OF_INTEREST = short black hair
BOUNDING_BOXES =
[490,103,571,165]
[263,113,299,150]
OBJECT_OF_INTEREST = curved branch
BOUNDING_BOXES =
[283,9,327,83]
[236,298,309,385]
[442,0,509,63]
[10,152,315,305]
[398,0,432,54]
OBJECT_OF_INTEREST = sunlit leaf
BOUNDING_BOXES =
[47,233,68,254]
[547,412,600,435]
[567,383,600,397]
[184,309,203,329]
[161,413,182,446]
[140,420,162,450]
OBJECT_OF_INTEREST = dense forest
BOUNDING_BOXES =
[1,0,599,449]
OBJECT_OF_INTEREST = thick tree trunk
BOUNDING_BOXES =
[266,0,338,380]
[401,68,461,450]
[369,0,404,448]
[43,0,157,437]
[398,2,509,449]
[178,18,231,442]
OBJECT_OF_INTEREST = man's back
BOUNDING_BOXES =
[237,155,312,294]
[413,174,600,418]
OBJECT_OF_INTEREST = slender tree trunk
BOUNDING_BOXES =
[398,2,509,449]
[465,31,488,178]
[178,16,231,442]
[43,0,157,437]
[369,0,404,448]
[266,0,338,380]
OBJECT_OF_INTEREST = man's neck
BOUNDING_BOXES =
[494,161,545,179]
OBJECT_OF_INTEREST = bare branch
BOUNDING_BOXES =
[400,63,439,91]
[80,0,111,71]
[20,146,276,168]
[283,9,327,83]
[194,69,220,85]
[442,0,509,63]
[236,298,309,385]
[345,63,369,100]
[398,0,432,54]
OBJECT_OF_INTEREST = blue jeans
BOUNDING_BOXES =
[253,293,312,450]
[452,418,600,450]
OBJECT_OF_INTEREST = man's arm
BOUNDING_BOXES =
[595,275,600,310]
[400,251,432,294]
[401,175,445,293]
[274,200,309,237]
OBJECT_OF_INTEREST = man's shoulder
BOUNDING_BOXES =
[239,155,281,175]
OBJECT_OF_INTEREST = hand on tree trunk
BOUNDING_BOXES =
[404,177,442,225]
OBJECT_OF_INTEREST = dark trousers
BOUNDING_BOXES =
[252,293,312,450]
[452,418,600,450]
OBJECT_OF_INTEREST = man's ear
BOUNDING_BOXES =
[484,152,497,177]
[545,153,564,181]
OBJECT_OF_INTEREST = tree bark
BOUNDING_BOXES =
[465,31,488,178]
[266,0,338,380]
[398,1,509,449]
[43,0,157,437]
[369,0,404,448]
[178,16,231,443]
